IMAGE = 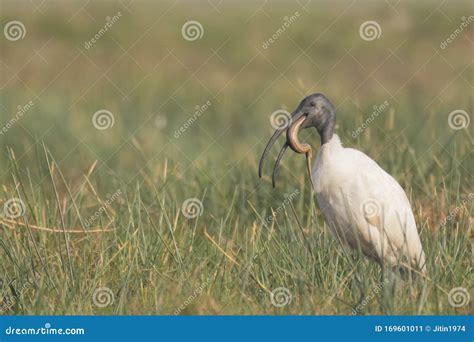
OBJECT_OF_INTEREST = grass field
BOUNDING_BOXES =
[0,0,472,315]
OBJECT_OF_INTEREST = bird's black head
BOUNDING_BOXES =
[258,93,336,187]
[293,93,336,144]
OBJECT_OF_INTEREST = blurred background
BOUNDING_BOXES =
[1,0,472,185]
[0,0,472,315]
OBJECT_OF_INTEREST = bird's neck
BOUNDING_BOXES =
[318,119,335,146]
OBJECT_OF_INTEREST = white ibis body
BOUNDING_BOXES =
[259,93,427,274]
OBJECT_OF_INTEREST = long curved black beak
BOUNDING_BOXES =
[258,110,304,187]
[258,127,285,178]
[272,142,289,188]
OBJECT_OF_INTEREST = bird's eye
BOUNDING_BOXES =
[310,101,316,107]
